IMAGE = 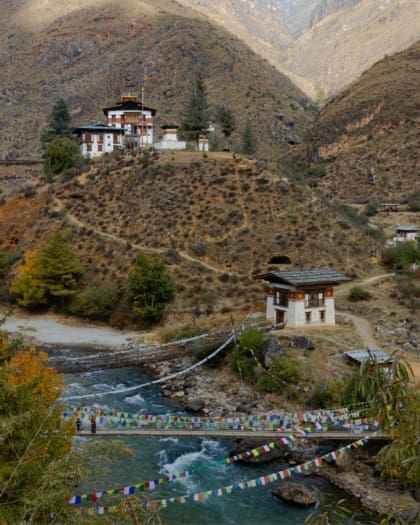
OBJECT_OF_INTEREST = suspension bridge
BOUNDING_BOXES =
[77,428,385,439]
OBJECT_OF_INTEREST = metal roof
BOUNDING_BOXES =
[73,124,125,133]
[254,268,350,286]
[344,349,392,365]
[396,225,419,232]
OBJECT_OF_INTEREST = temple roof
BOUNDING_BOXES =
[254,268,350,287]
[102,99,157,115]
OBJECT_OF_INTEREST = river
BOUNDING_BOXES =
[64,364,365,525]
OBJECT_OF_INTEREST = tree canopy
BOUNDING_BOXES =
[43,137,83,179]
[41,99,72,150]
[215,105,236,148]
[241,121,256,156]
[179,74,210,148]
[129,253,175,324]
[10,230,84,309]
[357,352,419,485]
[0,333,77,523]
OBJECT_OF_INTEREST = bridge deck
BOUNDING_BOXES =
[78,429,385,440]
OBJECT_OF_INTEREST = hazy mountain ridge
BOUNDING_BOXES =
[178,0,420,98]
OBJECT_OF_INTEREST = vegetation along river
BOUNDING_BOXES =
[64,357,372,524]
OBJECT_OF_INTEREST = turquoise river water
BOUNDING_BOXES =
[64,363,375,525]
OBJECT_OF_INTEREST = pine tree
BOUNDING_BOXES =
[41,99,72,150]
[129,253,175,324]
[216,105,236,150]
[179,74,210,149]
[241,121,256,156]
[10,231,83,309]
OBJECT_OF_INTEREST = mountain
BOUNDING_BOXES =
[0,0,313,161]
[304,40,419,203]
[178,0,420,98]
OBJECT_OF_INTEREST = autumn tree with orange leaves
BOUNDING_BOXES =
[0,332,79,523]
[10,230,83,310]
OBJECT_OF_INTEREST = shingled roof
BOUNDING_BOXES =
[254,268,350,286]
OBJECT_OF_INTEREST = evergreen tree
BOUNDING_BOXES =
[41,99,72,150]
[216,105,236,149]
[129,253,175,324]
[179,74,209,149]
[10,231,83,309]
[241,121,256,156]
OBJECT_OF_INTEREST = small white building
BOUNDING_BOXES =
[255,268,350,328]
[73,123,125,158]
[154,125,186,150]
[393,225,419,243]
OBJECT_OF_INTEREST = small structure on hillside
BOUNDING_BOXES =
[198,135,209,151]
[255,268,350,328]
[344,349,393,368]
[154,125,186,150]
[73,123,125,158]
[393,225,419,243]
[74,86,157,157]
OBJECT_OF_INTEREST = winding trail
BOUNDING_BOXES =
[53,197,226,274]
[335,273,394,349]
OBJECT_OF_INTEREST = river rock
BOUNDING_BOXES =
[231,438,290,464]
[186,399,205,412]
[261,337,284,368]
[272,482,317,506]
[295,336,314,350]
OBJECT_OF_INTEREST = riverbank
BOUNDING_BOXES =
[3,310,418,522]
[0,309,141,348]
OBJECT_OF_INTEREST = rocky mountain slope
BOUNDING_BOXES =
[0,152,378,323]
[304,40,419,203]
[179,0,420,98]
[0,0,313,161]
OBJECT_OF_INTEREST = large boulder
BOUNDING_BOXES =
[295,336,315,350]
[186,399,205,412]
[272,482,317,506]
[261,337,284,368]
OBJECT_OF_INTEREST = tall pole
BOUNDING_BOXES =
[141,87,145,149]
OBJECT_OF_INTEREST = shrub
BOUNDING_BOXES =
[406,190,420,212]
[43,138,84,181]
[69,284,121,321]
[348,286,371,301]
[307,164,327,178]
[382,241,420,270]
[257,357,300,394]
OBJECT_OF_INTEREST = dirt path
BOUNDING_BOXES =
[336,311,378,350]
[53,197,226,274]
[335,273,394,297]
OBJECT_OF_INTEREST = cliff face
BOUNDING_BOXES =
[179,0,420,98]
[305,41,420,202]
[0,0,313,161]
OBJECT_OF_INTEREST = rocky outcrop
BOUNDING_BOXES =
[261,337,284,368]
[272,482,318,506]
[319,463,419,523]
